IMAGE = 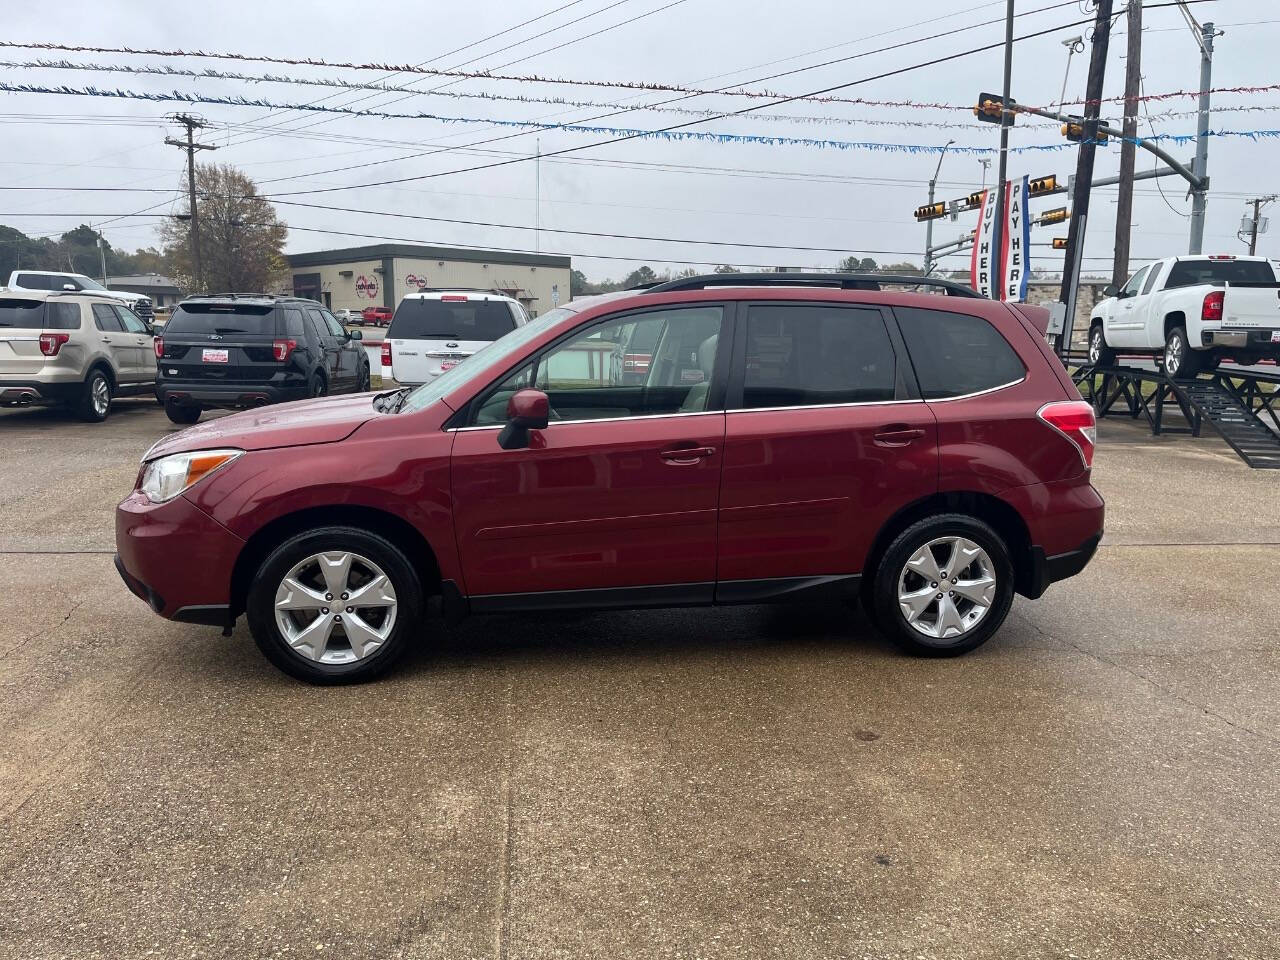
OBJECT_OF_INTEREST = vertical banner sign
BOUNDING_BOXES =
[1002,175,1031,302]
[970,189,996,299]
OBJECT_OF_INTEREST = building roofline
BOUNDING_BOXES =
[285,243,571,270]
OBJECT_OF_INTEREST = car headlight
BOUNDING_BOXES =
[139,449,242,503]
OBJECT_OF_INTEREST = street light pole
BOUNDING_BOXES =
[991,0,1016,294]
[924,140,956,273]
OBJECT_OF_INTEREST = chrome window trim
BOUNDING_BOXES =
[727,398,924,414]
[919,376,1026,402]
[450,408,724,433]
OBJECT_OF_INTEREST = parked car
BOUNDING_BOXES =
[334,308,362,326]
[383,290,529,386]
[116,273,1103,684]
[0,289,156,421]
[1089,254,1280,377]
[361,305,393,326]
[7,270,154,323]
[154,294,371,425]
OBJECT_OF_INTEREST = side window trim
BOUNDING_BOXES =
[451,301,735,429]
[724,301,914,411]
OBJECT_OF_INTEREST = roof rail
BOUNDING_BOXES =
[642,272,983,298]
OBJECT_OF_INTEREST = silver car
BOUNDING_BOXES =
[0,289,158,421]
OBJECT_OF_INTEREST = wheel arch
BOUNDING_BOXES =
[229,504,443,618]
[861,491,1035,599]
[1163,310,1186,339]
[86,358,116,387]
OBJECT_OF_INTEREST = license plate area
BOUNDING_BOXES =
[202,348,230,363]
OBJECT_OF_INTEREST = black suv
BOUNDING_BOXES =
[155,295,372,424]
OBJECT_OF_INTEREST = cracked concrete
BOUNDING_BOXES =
[0,403,1277,959]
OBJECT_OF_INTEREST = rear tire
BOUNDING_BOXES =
[358,366,371,392]
[870,514,1015,658]
[1163,325,1201,380]
[246,526,425,684]
[1088,324,1115,367]
[75,369,112,422]
[310,373,327,398]
[1234,352,1261,368]
[164,398,201,425]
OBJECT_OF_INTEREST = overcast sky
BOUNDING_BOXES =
[2,0,1276,281]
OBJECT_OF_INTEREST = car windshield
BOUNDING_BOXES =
[398,307,574,414]
[75,275,108,291]
[164,303,277,336]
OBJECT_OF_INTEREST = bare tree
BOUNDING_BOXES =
[161,163,288,294]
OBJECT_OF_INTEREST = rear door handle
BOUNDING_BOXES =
[873,426,926,447]
[660,445,716,464]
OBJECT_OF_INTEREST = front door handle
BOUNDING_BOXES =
[660,445,716,464]
[873,426,926,447]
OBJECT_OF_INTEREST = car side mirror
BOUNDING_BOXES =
[1102,283,1120,298]
[497,389,550,450]
[349,329,362,341]
[62,283,77,291]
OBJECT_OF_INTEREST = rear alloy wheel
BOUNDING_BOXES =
[75,369,112,422]
[1088,324,1115,367]
[871,514,1014,657]
[1163,325,1202,380]
[246,527,424,684]
[164,398,201,425]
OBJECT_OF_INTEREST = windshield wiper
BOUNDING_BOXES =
[373,386,412,414]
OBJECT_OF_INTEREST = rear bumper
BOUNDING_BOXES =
[1201,328,1280,350]
[1000,476,1105,598]
[157,379,309,409]
[1025,534,1102,600]
[115,490,244,624]
[0,378,84,404]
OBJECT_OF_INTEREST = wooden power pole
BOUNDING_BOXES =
[165,114,217,293]
[1113,0,1142,288]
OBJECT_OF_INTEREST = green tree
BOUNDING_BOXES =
[570,268,593,298]
[837,256,879,272]
[878,261,924,276]
[160,163,288,294]
[713,264,740,274]
[621,265,658,288]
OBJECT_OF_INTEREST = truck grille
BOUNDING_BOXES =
[132,299,154,321]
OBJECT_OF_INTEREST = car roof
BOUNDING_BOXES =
[0,287,123,302]
[9,269,91,277]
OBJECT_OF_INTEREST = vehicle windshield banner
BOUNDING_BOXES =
[970,189,996,299]
[1001,175,1031,302]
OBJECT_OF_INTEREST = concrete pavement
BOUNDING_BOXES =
[0,401,1276,959]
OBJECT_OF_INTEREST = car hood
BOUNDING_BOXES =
[144,393,377,460]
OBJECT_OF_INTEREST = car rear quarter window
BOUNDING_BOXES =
[895,306,1025,400]
[45,302,82,330]
[390,298,517,342]
[740,304,897,408]
[283,308,306,340]
[164,303,278,336]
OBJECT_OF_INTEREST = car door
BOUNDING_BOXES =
[1107,266,1148,347]
[449,304,730,604]
[91,302,137,383]
[321,307,359,390]
[304,307,342,388]
[114,304,156,383]
[715,301,938,596]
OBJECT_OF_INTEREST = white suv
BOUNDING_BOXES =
[382,290,529,386]
[8,270,155,323]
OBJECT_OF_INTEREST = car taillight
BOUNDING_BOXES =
[1038,400,1097,469]
[380,340,392,366]
[1207,254,1236,260]
[38,333,70,357]
[272,338,297,362]
[1202,290,1224,322]
[153,336,164,359]
[441,295,469,302]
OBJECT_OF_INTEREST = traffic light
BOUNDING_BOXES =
[914,202,947,222]
[1028,175,1058,195]
[1061,118,1109,143]
[1039,207,1070,226]
[965,191,985,210]
[1052,237,1068,250]
[973,91,1015,125]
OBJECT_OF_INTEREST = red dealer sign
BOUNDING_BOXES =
[355,275,379,299]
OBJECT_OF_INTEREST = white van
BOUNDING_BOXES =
[384,290,529,386]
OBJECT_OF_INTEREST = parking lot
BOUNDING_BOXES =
[0,400,1277,958]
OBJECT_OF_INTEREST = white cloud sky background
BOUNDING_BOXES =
[1,0,1276,281]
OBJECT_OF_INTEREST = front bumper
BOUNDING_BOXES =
[115,490,245,624]
[157,379,309,410]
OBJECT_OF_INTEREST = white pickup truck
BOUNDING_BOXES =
[1088,255,1280,378]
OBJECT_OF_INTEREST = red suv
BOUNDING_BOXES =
[116,274,1103,684]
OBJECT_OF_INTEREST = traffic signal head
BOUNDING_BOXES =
[1061,119,1109,143]
[1028,175,1058,195]
[1039,207,1070,226]
[967,191,985,209]
[914,202,947,222]
[1052,237,1068,250]
[973,91,1015,125]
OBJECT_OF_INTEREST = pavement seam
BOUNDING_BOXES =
[0,597,85,663]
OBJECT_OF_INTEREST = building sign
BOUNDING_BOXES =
[552,283,560,307]
[969,189,996,299]
[404,273,428,290]
[355,275,379,299]
[1002,175,1031,303]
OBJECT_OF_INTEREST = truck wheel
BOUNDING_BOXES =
[1088,324,1115,367]
[310,373,327,398]
[1163,326,1201,380]
[75,369,113,422]
[164,398,201,425]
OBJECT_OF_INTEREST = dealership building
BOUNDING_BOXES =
[286,243,572,318]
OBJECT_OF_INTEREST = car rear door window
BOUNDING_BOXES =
[92,303,124,332]
[391,298,517,341]
[305,308,331,341]
[320,310,346,338]
[114,305,148,333]
[894,307,1025,400]
[740,304,897,409]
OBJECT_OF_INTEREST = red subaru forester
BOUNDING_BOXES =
[116,274,1103,684]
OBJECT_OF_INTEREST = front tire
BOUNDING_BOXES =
[75,369,112,422]
[1088,324,1115,367]
[1163,325,1202,380]
[246,526,425,684]
[870,514,1015,658]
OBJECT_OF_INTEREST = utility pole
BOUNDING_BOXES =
[1243,196,1277,254]
[1055,0,1114,356]
[164,114,216,293]
[924,140,956,273]
[990,0,1016,288]
[1186,18,1217,254]
[1112,0,1142,288]
[534,138,541,253]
